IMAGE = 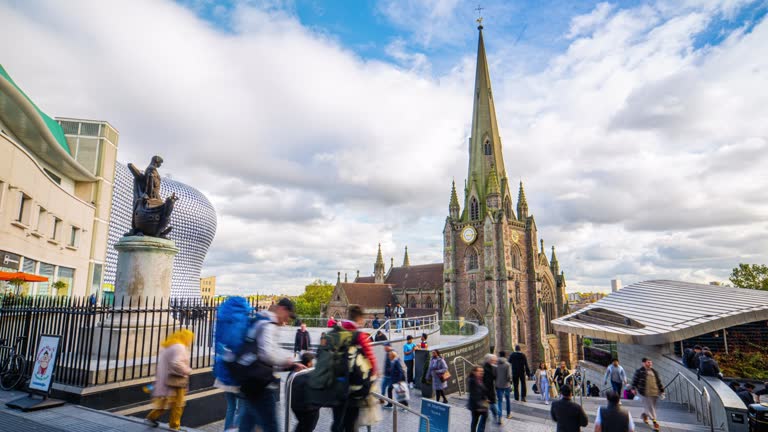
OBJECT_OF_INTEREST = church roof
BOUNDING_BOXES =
[385,263,443,289]
[355,275,375,283]
[338,282,394,309]
[553,280,768,345]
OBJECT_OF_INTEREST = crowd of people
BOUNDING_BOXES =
[141,305,765,432]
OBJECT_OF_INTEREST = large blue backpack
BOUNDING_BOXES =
[213,296,252,385]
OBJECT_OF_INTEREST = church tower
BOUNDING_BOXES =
[374,243,386,284]
[443,21,573,366]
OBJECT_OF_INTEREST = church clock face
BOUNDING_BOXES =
[510,231,519,243]
[461,226,477,244]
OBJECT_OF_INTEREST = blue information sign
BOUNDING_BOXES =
[420,398,450,432]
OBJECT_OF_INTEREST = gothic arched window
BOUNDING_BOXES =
[425,296,433,309]
[470,197,480,220]
[542,284,556,335]
[409,297,417,308]
[511,245,521,270]
[484,140,492,155]
[504,196,513,219]
[517,318,525,343]
[467,249,479,271]
[469,281,477,304]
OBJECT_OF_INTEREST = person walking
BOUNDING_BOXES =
[594,390,634,432]
[332,305,378,432]
[535,362,556,405]
[468,366,490,432]
[381,344,395,408]
[553,361,569,391]
[394,303,405,332]
[290,353,319,432]
[428,350,449,404]
[144,329,194,431]
[482,354,499,424]
[387,350,408,408]
[239,298,306,432]
[551,385,589,432]
[509,345,532,402]
[403,335,417,389]
[384,303,392,331]
[294,322,311,357]
[631,357,664,431]
[495,351,513,421]
[697,350,721,378]
[604,359,628,395]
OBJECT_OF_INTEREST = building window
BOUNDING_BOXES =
[56,267,75,296]
[38,263,55,296]
[43,168,62,185]
[425,296,433,309]
[51,217,61,240]
[69,226,80,248]
[470,197,480,220]
[484,140,492,155]
[467,249,479,271]
[91,263,103,294]
[504,196,512,219]
[469,281,477,304]
[36,207,47,232]
[517,319,525,343]
[409,297,416,308]
[542,296,556,335]
[511,245,522,270]
[17,192,31,224]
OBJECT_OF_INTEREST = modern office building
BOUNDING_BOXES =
[0,65,118,296]
[103,162,217,298]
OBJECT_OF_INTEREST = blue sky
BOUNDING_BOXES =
[3,0,768,295]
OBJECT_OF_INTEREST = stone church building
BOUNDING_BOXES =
[326,24,575,367]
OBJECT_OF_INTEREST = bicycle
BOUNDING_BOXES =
[0,336,27,390]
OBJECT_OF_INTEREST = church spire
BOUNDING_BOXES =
[517,181,528,220]
[449,180,460,220]
[463,22,509,221]
[403,246,411,267]
[374,243,385,284]
[550,245,560,275]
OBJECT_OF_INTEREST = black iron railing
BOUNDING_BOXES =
[0,295,264,388]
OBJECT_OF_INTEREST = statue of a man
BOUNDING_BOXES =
[126,155,177,238]
[144,155,163,203]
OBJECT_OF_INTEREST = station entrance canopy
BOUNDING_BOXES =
[552,280,768,345]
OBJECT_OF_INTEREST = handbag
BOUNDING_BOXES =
[532,382,539,394]
[166,373,189,388]
[439,370,452,382]
[394,382,410,402]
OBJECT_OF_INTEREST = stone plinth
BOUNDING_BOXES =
[93,235,179,361]
[114,235,178,299]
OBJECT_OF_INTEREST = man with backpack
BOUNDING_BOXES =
[228,298,305,432]
[334,305,377,431]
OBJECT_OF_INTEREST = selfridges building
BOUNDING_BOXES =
[104,162,217,297]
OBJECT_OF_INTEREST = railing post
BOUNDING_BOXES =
[392,405,398,432]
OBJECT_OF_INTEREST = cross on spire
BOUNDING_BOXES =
[475,5,484,28]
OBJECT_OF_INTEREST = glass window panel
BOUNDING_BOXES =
[56,267,74,296]
[91,263,103,294]
[59,121,79,134]
[38,263,55,296]
[79,122,100,136]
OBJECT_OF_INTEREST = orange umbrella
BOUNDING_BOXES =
[0,271,49,282]
[0,271,48,295]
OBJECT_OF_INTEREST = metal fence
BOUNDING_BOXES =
[0,295,266,388]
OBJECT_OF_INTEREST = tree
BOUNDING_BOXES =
[729,264,768,291]
[294,280,335,316]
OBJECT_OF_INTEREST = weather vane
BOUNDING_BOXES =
[475,5,484,27]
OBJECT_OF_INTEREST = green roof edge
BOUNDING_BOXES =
[0,65,71,155]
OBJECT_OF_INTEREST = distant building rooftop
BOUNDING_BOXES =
[553,280,768,345]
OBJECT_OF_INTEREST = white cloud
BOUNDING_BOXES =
[2,0,767,295]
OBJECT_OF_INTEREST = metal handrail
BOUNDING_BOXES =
[452,355,477,396]
[284,368,430,432]
[564,365,584,406]
[660,371,713,430]
[366,313,440,341]
[370,391,430,432]
[284,367,314,432]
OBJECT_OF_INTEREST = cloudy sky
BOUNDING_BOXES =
[2,0,768,295]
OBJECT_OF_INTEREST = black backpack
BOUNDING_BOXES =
[306,325,372,407]
[223,315,276,397]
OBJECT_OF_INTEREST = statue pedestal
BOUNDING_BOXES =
[114,235,178,298]
[93,236,179,362]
